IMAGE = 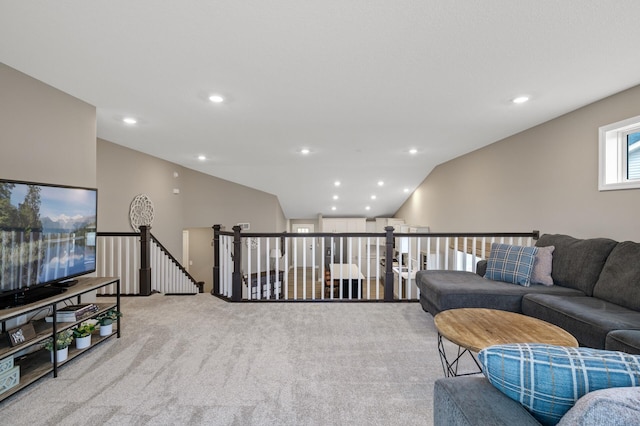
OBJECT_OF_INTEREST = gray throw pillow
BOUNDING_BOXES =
[558,386,640,426]
[530,245,554,286]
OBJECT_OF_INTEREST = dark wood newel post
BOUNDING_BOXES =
[139,225,152,296]
[384,226,395,301]
[212,224,221,295]
[232,225,242,301]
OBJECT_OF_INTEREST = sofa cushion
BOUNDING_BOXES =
[416,270,585,315]
[592,241,640,311]
[535,234,617,296]
[478,343,640,426]
[484,243,538,286]
[606,330,640,355]
[522,294,640,349]
[434,376,541,426]
[558,386,640,426]
[531,245,554,286]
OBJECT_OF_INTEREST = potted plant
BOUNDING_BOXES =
[96,309,122,336]
[73,322,96,349]
[43,329,74,363]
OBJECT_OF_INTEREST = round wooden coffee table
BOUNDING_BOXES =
[433,308,578,377]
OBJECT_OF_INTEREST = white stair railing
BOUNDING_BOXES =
[96,233,140,295]
[96,232,200,295]
[150,239,199,295]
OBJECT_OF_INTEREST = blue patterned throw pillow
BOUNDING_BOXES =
[479,343,640,426]
[484,243,538,286]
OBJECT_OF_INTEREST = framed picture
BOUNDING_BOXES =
[7,323,37,347]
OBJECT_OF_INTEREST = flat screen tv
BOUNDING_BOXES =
[0,179,97,308]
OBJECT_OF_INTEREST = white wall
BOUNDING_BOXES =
[396,84,640,241]
[97,139,287,257]
[0,63,96,187]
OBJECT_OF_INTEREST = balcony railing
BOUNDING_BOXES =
[213,225,539,302]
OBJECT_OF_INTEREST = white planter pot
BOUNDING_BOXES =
[51,346,68,363]
[75,335,91,349]
[99,323,113,336]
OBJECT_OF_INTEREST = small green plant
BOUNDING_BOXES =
[43,329,74,351]
[73,322,96,338]
[96,309,122,326]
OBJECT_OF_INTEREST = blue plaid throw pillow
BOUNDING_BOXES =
[484,243,538,286]
[479,344,640,425]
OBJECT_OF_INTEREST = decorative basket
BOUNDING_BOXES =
[0,366,19,395]
[0,356,13,374]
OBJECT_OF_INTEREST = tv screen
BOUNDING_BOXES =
[0,179,97,295]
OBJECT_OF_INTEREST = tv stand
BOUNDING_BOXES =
[0,276,120,402]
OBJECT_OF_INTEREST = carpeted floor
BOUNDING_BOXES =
[0,294,460,425]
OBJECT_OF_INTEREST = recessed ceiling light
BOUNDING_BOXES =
[371,195,376,200]
[209,94,224,103]
[403,188,410,193]
[365,206,371,211]
[198,155,206,161]
[409,148,418,155]
[333,195,338,200]
[331,206,337,211]
[334,181,341,187]
[512,96,530,104]
[300,148,310,155]
[123,117,137,125]
[377,181,384,186]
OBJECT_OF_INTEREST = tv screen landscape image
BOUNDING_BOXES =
[0,179,97,297]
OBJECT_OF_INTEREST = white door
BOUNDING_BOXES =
[292,224,315,268]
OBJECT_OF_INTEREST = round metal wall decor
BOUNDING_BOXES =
[129,194,155,232]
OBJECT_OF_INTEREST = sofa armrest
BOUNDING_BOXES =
[476,260,487,277]
[434,377,540,426]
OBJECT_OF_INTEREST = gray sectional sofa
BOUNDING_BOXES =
[417,234,640,353]
[417,234,640,425]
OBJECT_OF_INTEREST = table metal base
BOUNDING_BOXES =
[437,333,483,377]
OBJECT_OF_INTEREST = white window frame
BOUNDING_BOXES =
[599,114,640,191]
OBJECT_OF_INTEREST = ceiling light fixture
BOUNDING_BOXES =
[512,95,530,104]
[377,181,384,186]
[333,195,338,200]
[371,195,376,200]
[365,206,371,211]
[331,206,337,211]
[403,188,410,193]
[123,117,137,125]
[334,181,341,187]
[209,94,224,103]
[300,148,310,155]
[409,148,418,155]
[198,155,206,161]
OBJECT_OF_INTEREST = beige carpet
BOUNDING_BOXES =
[0,294,466,425]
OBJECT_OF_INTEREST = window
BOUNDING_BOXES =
[599,115,640,190]
[627,131,640,180]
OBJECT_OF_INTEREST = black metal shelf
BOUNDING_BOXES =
[0,277,120,402]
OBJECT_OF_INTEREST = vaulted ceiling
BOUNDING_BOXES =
[2,1,640,218]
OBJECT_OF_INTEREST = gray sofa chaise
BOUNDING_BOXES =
[434,374,640,426]
[417,234,640,425]
[416,234,640,353]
